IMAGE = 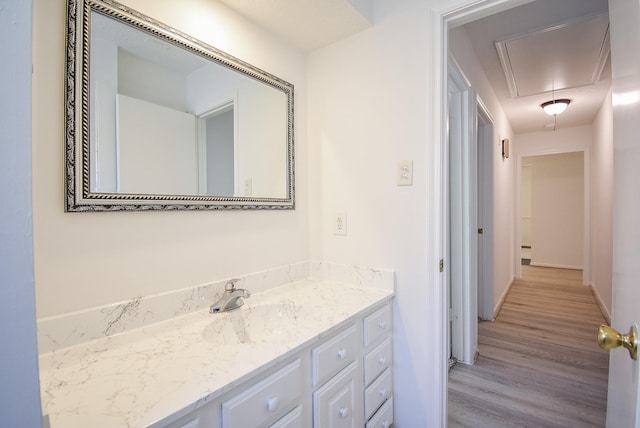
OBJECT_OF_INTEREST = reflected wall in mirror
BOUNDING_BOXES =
[65,0,294,211]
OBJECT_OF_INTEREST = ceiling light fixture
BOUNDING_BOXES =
[541,99,571,116]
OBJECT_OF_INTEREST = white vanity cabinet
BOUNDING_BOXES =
[160,300,393,428]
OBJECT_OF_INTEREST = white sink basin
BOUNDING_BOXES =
[201,302,303,346]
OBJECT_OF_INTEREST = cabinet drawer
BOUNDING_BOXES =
[313,361,359,428]
[364,337,392,386]
[365,398,393,428]
[222,359,302,428]
[363,305,391,348]
[364,368,392,420]
[311,325,358,387]
[270,406,303,428]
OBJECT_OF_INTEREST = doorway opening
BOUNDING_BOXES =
[436,0,614,425]
[196,99,239,197]
[519,152,585,271]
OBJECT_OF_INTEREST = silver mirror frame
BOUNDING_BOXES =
[65,0,295,211]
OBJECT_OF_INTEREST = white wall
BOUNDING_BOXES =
[590,90,613,316]
[527,152,584,269]
[32,0,308,318]
[307,2,436,424]
[516,125,593,155]
[449,26,516,314]
[118,49,189,111]
[116,95,198,194]
[0,0,43,425]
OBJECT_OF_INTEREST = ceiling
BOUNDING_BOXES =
[217,0,373,52]
[459,0,611,133]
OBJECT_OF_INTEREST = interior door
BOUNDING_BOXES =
[605,0,640,425]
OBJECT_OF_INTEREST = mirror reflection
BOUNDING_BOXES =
[65,0,294,211]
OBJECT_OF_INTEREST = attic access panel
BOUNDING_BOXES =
[496,13,610,98]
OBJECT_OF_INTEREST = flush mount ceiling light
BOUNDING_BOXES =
[541,99,571,116]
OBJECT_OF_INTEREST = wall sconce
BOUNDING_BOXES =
[502,138,509,159]
[541,99,571,116]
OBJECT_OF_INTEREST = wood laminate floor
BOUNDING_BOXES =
[448,266,609,427]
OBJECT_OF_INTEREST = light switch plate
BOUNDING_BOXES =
[244,178,252,196]
[334,212,347,235]
[397,160,413,186]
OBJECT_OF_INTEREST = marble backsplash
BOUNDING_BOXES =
[37,261,394,354]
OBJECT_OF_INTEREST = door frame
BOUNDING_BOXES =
[514,146,591,284]
[447,56,477,365]
[476,97,495,321]
[429,0,551,424]
[448,56,495,365]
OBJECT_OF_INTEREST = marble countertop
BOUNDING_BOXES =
[39,279,393,427]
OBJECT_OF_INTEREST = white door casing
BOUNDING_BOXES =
[476,98,495,321]
[448,57,479,365]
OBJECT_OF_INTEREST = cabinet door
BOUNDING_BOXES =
[313,361,361,428]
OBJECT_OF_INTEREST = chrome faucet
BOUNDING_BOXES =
[209,279,250,313]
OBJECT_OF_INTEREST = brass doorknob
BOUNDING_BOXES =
[598,324,637,360]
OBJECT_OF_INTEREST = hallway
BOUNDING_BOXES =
[448,266,609,427]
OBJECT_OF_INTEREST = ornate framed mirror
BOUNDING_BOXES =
[65,0,294,211]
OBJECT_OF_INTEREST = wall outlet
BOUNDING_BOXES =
[397,160,413,186]
[334,212,347,236]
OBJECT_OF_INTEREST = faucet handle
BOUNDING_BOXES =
[225,278,241,292]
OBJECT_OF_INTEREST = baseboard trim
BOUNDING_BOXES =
[494,275,516,318]
[590,283,611,325]
[529,262,583,270]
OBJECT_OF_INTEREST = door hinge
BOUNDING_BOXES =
[478,228,484,235]
[439,259,444,272]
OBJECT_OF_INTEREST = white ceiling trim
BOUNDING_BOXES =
[591,26,610,84]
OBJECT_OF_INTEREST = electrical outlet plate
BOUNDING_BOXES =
[397,160,413,186]
[334,212,347,235]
